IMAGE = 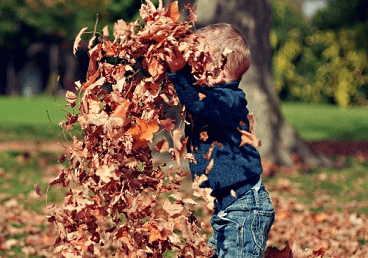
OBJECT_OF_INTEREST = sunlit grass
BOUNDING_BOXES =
[282,102,368,141]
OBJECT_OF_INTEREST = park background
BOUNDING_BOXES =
[0,0,368,257]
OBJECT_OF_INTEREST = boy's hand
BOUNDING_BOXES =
[164,46,186,73]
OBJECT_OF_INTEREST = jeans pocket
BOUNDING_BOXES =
[211,210,250,257]
[251,210,275,254]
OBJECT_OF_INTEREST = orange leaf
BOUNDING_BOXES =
[126,118,159,142]
[165,1,180,22]
[198,93,206,100]
[111,100,131,119]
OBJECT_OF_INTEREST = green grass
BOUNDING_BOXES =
[264,158,368,215]
[0,150,65,212]
[282,102,368,141]
[0,95,77,141]
[1,97,368,142]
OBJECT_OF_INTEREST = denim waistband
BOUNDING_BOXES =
[213,176,261,212]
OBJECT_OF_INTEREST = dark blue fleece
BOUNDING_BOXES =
[168,66,263,210]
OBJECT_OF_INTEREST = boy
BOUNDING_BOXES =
[166,23,275,258]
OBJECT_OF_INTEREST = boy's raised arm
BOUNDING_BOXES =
[167,67,249,128]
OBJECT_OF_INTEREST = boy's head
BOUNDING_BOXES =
[196,23,251,82]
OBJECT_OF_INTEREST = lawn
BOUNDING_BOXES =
[0,96,368,257]
[282,102,368,141]
[1,96,368,142]
[0,96,76,141]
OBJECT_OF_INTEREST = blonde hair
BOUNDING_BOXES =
[196,23,251,81]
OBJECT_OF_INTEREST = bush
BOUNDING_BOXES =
[270,0,368,107]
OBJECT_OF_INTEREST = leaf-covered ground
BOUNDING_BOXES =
[0,145,368,257]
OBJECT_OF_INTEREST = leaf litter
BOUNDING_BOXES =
[0,0,366,257]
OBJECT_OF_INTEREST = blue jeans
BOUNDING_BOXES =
[209,185,275,258]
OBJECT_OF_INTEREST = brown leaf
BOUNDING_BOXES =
[199,131,208,142]
[34,183,42,197]
[154,137,170,153]
[111,99,131,119]
[237,128,261,148]
[163,199,183,217]
[73,27,88,55]
[165,1,180,22]
[247,113,255,132]
[160,118,176,132]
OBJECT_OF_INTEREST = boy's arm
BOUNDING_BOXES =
[167,67,249,127]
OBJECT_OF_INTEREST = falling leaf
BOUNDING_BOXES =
[160,118,176,132]
[230,189,236,197]
[247,113,255,132]
[198,92,206,100]
[73,27,88,55]
[126,118,159,142]
[205,159,214,174]
[163,199,183,217]
[111,99,131,119]
[66,91,77,105]
[200,131,208,141]
[154,137,170,153]
[237,128,261,148]
[34,183,42,197]
[165,1,180,22]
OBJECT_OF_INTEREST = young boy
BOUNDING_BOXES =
[166,23,275,258]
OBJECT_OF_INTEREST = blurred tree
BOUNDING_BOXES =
[313,0,368,31]
[271,0,368,107]
[191,0,331,167]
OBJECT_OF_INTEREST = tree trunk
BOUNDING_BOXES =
[193,0,331,167]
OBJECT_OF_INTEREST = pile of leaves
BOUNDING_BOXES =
[48,1,224,257]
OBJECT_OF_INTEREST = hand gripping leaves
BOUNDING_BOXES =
[48,1,219,257]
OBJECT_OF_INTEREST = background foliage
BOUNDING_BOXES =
[271,0,368,107]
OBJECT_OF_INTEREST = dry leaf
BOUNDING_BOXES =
[165,1,180,22]
[73,27,88,55]
[205,159,214,174]
[198,92,206,100]
[200,131,209,142]
[34,183,42,197]
[237,128,261,148]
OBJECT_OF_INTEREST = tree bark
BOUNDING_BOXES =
[193,0,331,167]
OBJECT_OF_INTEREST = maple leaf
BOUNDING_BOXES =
[126,118,159,142]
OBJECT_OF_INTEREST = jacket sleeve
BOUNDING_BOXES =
[168,66,250,127]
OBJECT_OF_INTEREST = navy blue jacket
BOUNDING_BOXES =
[168,66,263,210]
